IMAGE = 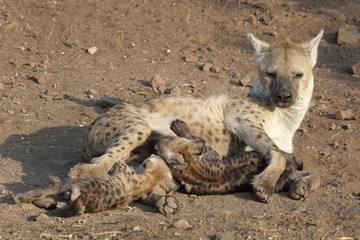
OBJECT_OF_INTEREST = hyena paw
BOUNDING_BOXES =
[170,119,189,137]
[252,176,274,203]
[68,163,105,178]
[156,196,180,215]
[289,178,312,200]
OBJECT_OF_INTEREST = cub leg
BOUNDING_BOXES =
[69,108,151,178]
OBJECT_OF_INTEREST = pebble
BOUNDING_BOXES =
[87,46,98,54]
[0,82,4,90]
[348,61,360,75]
[7,110,15,115]
[329,123,337,130]
[35,213,49,221]
[202,63,212,72]
[87,89,99,97]
[172,219,191,229]
[335,109,354,120]
[36,72,50,85]
[337,25,360,46]
[239,76,251,86]
[184,55,198,62]
[332,141,340,148]
[132,225,141,231]
[213,232,234,240]
[210,66,221,73]
[150,74,166,94]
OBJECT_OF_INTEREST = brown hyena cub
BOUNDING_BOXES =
[13,155,179,217]
[155,119,320,199]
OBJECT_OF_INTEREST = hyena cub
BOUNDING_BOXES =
[155,119,320,199]
[13,155,179,217]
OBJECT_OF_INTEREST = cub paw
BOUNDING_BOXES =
[69,163,105,179]
[289,178,311,200]
[252,177,274,203]
[156,196,180,215]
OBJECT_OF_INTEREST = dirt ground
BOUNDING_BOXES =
[0,0,359,239]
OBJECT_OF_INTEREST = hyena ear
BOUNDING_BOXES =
[305,30,324,67]
[193,140,205,155]
[248,34,270,57]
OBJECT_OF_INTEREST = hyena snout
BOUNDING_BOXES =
[275,88,293,104]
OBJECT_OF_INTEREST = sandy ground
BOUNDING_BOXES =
[0,0,359,239]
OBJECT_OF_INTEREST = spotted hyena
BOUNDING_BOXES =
[155,119,320,199]
[69,31,323,203]
[13,155,179,217]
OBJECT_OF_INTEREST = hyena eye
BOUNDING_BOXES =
[295,73,304,78]
[265,71,276,78]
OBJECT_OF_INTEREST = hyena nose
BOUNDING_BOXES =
[276,89,292,103]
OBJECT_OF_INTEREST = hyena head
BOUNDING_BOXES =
[248,31,323,108]
[154,137,204,170]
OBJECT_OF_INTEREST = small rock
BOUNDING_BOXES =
[331,141,340,148]
[245,15,257,25]
[239,76,251,86]
[213,232,234,240]
[210,66,221,73]
[87,46,98,54]
[348,61,360,75]
[337,25,360,46]
[87,89,99,97]
[268,30,278,37]
[150,74,166,94]
[169,86,181,95]
[0,82,4,90]
[213,74,222,79]
[202,63,212,72]
[132,225,141,231]
[184,55,198,62]
[36,72,50,85]
[335,109,354,120]
[173,219,191,229]
[35,213,49,221]
[207,46,215,52]
[329,123,337,130]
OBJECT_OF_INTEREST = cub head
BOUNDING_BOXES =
[154,137,205,170]
[248,31,323,108]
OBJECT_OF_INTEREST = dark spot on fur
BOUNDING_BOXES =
[105,132,110,138]
[113,127,117,131]
[108,150,114,155]
[138,132,143,136]
[256,134,262,139]
[137,136,142,141]
[128,142,133,145]
[222,129,227,135]
[236,117,241,122]
[215,137,220,143]
[121,147,125,150]
[106,123,110,127]
[250,111,255,114]
[96,132,100,137]
[122,136,129,140]
[108,155,113,158]
[116,149,121,152]
[114,143,120,147]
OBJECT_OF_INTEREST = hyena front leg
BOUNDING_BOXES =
[231,119,286,203]
[69,108,151,178]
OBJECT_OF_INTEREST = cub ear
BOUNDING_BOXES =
[248,34,270,57]
[193,140,205,155]
[305,30,324,67]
